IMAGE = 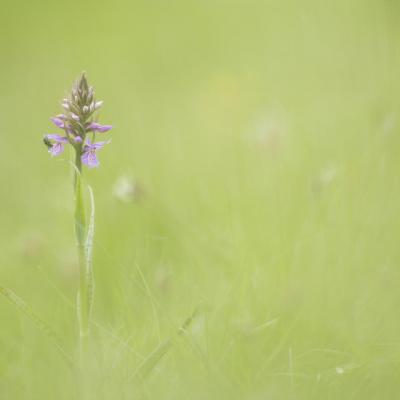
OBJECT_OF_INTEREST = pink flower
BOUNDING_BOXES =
[87,122,113,133]
[81,139,111,168]
[45,134,69,156]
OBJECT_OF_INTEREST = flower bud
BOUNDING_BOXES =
[94,101,103,110]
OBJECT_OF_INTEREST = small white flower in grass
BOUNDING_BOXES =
[113,175,143,203]
[335,367,345,375]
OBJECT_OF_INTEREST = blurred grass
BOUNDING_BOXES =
[1,0,400,398]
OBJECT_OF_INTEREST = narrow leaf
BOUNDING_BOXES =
[0,285,74,368]
[85,185,95,322]
[130,339,173,381]
[128,307,200,381]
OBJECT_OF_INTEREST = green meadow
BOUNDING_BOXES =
[1,0,400,398]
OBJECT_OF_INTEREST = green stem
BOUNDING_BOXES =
[74,150,89,357]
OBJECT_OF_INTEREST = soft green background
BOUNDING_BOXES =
[1,0,400,398]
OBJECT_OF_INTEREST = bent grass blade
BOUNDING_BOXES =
[128,307,200,382]
[0,285,74,368]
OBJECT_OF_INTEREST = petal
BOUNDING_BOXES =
[50,117,65,129]
[81,150,99,168]
[91,139,111,149]
[87,122,112,132]
[46,134,68,143]
[84,138,110,149]
[81,150,89,164]
[49,142,64,156]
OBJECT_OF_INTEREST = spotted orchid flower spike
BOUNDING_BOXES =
[44,73,112,168]
[43,73,113,364]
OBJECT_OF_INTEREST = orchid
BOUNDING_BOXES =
[41,73,113,365]
[44,73,112,168]
[44,134,68,156]
[81,139,111,168]
[87,122,112,132]
[50,115,66,129]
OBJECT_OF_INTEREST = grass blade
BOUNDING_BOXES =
[130,339,173,381]
[0,285,74,368]
[128,307,200,381]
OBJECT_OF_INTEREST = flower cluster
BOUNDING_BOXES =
[44,73,112,168]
